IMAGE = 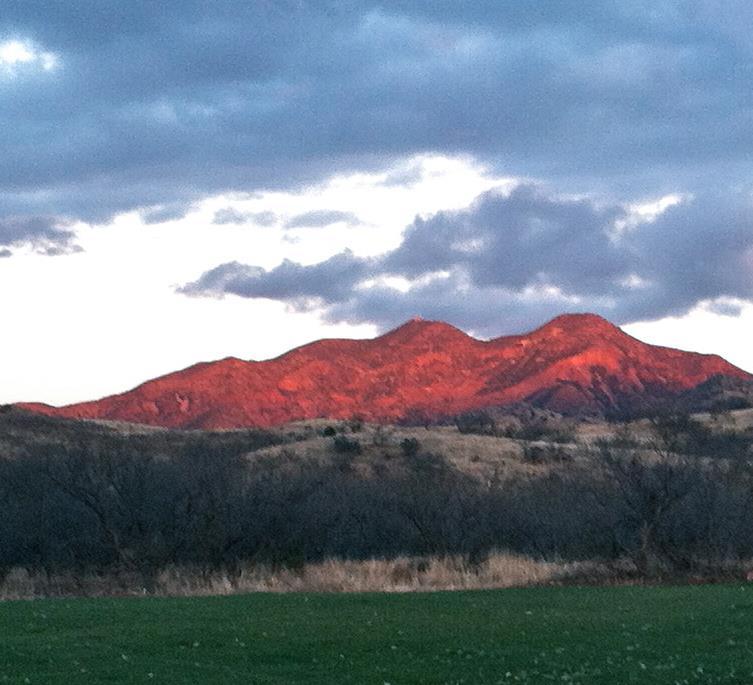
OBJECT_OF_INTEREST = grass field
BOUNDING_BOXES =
[1,584,752,684]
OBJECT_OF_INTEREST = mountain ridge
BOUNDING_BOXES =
[18,313,751,429]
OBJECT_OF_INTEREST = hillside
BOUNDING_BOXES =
[19,313,751,429]
[3,404,753,599]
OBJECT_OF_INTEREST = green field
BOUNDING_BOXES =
[1,585,752,684]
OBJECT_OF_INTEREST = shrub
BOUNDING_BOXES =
[506,420,575,444]
[455,410,496,435]
[348,417,364,433]
[400,437,420,457]
[332,435,362,455]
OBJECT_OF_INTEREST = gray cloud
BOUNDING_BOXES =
[180,185,753,335]
[285,210,361,229]
[322,275,605,336]
[0,248,11,258]
[383,186,627,294]
[212,208,279,226]
[3,1,753,236]
[179,250,373,306]
[140,203,194,225]
[0,216,80,256]
[705,299,744,317]
[380,162,426,188]
[615,193,753,321]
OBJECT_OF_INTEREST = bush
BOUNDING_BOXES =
[506,421,575,444]
[400,437,420,457]
[332,435,362,455]
[348,417,364,433]
[455,411,496,435]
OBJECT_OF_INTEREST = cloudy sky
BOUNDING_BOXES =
[2,1,753,405]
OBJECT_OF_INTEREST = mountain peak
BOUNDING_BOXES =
[380,318,471,344]
[531,312,624,340]
[543,312,618,330]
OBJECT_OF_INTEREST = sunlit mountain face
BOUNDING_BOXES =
[19,314,750,429]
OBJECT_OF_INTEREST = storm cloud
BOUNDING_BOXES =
[181,185,753,335]
[3,1,753,237]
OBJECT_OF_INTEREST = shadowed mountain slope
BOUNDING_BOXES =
[19,314,750,429]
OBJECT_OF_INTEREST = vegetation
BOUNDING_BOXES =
[399,437,420,457]
[454,408,577,443]
[455,409,496,435]
[650,412,752,459]
[0,552,627,597]
[331,434,362,455]
[1,407,753,596]
[2,585,753,683]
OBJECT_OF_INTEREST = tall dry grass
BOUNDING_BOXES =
[0,553,638,600]
[4,553,749,600]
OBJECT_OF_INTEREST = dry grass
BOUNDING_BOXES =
[156,554,602,595]
[694,407,753,431]
[250,423,542,482]
[0,553,637,600]
[5,553,749,600]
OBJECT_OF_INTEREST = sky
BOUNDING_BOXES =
[2,1,753,405]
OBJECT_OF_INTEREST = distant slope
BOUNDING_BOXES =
[19,313,751,429]
[675,374,753,413]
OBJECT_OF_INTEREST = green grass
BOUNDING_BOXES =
[1,585,753,684]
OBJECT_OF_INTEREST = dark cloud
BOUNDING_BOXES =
[180,185,753,335]
[0,248,11,258]
[3,1,753,232]
[285,210,361,229]
[0,216,80,256]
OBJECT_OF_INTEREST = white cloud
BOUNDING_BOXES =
[0,39,34,64]
[619,273,651,290]
[0,38,59,76]
[614,193,688,235]
[625,301,753,374]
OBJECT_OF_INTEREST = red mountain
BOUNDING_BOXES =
[19,314,751,429]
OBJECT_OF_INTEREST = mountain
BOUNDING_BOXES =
[18,313,751,429]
